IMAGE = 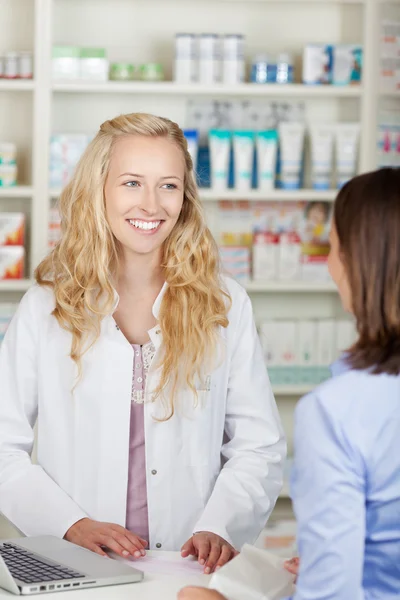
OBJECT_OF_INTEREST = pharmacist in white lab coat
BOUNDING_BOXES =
[0,113,285,575]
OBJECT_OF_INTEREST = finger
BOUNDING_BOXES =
[109,525,147,556]
[195,537,211,566]
[124,531,148,555]
[88,543,108,558]
[204,542,221,574]
[181,538,196,558]
[113,532,145,558]
[99,535,138,559]
[214,544,234,571]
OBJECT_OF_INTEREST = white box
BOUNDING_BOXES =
[276,321,297,367]
[335,319,357,358]
[297,321,318,366]
[316,320,335,366]
[260,321,279,366]
[279,232,301,280]
[253,232,279,281]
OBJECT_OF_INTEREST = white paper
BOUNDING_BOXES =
[209,545,295,600]
[116,553,205,577]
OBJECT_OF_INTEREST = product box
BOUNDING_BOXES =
[303,44,333,84]
[335,319,357,357]
[276,202,304,281]
[299,201,332,281]
[252,231,279,281]
[316,320,335,382]
[0,164,17,187]
[219,246,251,284]
[332,45,362,85]
[297,320,318,384]
[218,201,253,247]
[80,48,108,81]
[261,321,297,385]
[0,246,24,279]
[0,213,25,246]
[0,143,17,165]
[52,46,80,80]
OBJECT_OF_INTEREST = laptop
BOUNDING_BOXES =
[0,536,143,595]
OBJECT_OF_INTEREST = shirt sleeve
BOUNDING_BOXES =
[0,289,88,538]
[289,391,366,600]
[194,291,286,549]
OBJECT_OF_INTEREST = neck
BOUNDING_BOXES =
[118,248,164,296]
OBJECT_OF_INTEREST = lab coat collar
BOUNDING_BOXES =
[110,281,168,319]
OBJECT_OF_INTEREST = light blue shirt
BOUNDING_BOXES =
[286,359,400,600]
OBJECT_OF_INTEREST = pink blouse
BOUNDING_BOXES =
[125,342,155,544]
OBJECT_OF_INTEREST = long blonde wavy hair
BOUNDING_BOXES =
[36,113,230,417]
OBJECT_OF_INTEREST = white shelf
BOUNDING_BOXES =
[0,280,32,292]
[50,188,337,202]
[273,385,314,396]
[0,186,33,198]
[245,281,337,293]
[200,189,337,202]
[0,80,35,92]
[52,81,362,98]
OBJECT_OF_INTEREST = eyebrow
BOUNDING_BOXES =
[118,172,183,181]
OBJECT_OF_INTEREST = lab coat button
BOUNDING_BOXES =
[151,469,157,475]
[156,543,162,549]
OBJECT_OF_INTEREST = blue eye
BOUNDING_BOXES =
[125,181,140,187]
[162,183,177,190]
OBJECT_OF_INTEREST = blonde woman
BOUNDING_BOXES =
[0,113,285,574]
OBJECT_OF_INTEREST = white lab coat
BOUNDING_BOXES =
[0,276,285,551]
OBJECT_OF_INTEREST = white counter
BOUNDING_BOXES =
[0,552,208,599]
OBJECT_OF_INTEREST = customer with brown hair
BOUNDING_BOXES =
[180,167,400,599]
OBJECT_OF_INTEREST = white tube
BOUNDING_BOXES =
[209,130,231,190]
[335,123,360,189]
[256,130,278,191]
[233,131,254,191]
[278,123,305,190]
[310,124,334,190]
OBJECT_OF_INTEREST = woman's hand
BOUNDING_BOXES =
[284,557,300,580]
[64,518,148,559]
[178,587,226,600]
[181,532,238,574]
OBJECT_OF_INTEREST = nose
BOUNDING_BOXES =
[138,187,161,216]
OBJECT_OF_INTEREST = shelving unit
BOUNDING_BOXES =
[0,0,384,532]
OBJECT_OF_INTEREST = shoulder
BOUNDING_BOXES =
[221,275,250,309]
[17,283,56,317]
[295,369,399,447]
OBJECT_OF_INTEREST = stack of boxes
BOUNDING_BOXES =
[259,318,357,387]
[219,201,332,283]
[0,213,25,280]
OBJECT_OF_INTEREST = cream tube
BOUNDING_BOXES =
[233,131,255,191]
[256,130,278,191]
[209,130,231,190]
[335,123,360,189]
[278,123,305,190]
[310,124,334,190]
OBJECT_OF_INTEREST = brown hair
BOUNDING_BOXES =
[334,168,400,375]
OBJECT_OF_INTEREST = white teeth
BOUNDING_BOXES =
[129,220,161,231]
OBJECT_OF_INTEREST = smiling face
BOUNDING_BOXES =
[104,135,185,261]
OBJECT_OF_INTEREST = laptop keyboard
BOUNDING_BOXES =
[0,543,86,584]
